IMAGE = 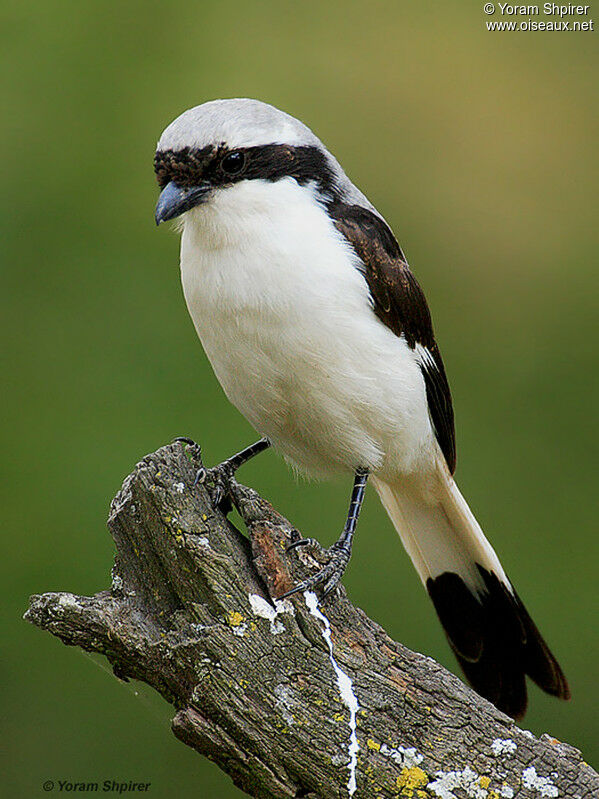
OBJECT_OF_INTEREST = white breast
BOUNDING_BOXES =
[179,178,436,479]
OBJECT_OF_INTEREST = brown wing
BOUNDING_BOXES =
[329,202,457,473]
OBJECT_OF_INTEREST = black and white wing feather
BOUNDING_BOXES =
[329,202,456,473]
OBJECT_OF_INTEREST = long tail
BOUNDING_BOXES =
[373,468,570,719]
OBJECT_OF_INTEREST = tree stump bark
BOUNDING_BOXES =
[24,442,597,798]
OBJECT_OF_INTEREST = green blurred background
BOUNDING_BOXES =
[2,1,597,795]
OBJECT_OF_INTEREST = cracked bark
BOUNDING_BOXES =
[24,443,597,799]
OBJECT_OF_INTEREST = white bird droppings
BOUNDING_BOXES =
[304,591,359,798]
[522,766,559,797]
[248,593,295,634]
[491,738,517,757]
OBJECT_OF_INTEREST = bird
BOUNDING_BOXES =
[154,98,569,719]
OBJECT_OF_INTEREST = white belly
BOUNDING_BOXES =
[179,178,436,479]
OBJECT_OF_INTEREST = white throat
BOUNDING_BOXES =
[177,177,433,478]
[180,177,358,313]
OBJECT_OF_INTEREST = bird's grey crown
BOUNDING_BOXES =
[157,98,376,212]
[158,98,320,152]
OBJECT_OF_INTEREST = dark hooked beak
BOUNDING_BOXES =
[155,181,212,225]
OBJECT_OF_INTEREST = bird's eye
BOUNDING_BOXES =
[221,151,245,175]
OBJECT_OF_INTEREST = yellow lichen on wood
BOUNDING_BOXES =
[396,766,429,798]
[227,611,245,627]
[367,738,381,751]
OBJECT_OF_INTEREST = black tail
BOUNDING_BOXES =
[427,565,570,719]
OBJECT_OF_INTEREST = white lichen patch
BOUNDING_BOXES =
[248,593,295,635]
[111,569,123,592]
[196,536,211,549]
[428,766,491,799]
[491,738,517,757]
[231,623,248,637]
[521,766,559,798]
[380,743,424,770]
[173,481,185,494]
[499,785,515,798]
[304,591,359,798]
[274,684,296,726]
[57,593,81,610]
[190,623,209,634]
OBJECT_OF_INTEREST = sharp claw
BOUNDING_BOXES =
[173,436,201,453]
[322,573,342,596]
[173,443,236,510]
[279,579,313,599]
[210,483,225,507]
[282,545,350,599]
[286,537,319,552]
[173,436,196,445]
[283,570,331,599]
[173,437,203,463]
[201,464,235,511]
[193,467,207,488]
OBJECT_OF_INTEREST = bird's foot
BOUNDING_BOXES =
[173,437,234,511]
[173,436,205,481]
[282,539,351,599]
[287,536,321,553]
[201,461,236,513]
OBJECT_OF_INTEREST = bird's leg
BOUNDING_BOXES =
[174,436,271,510]
[282,468,369,598]
[206,437,271,508]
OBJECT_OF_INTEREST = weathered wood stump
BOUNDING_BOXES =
[24,443,597,798]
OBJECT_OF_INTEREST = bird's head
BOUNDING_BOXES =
[154,98,346,227]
